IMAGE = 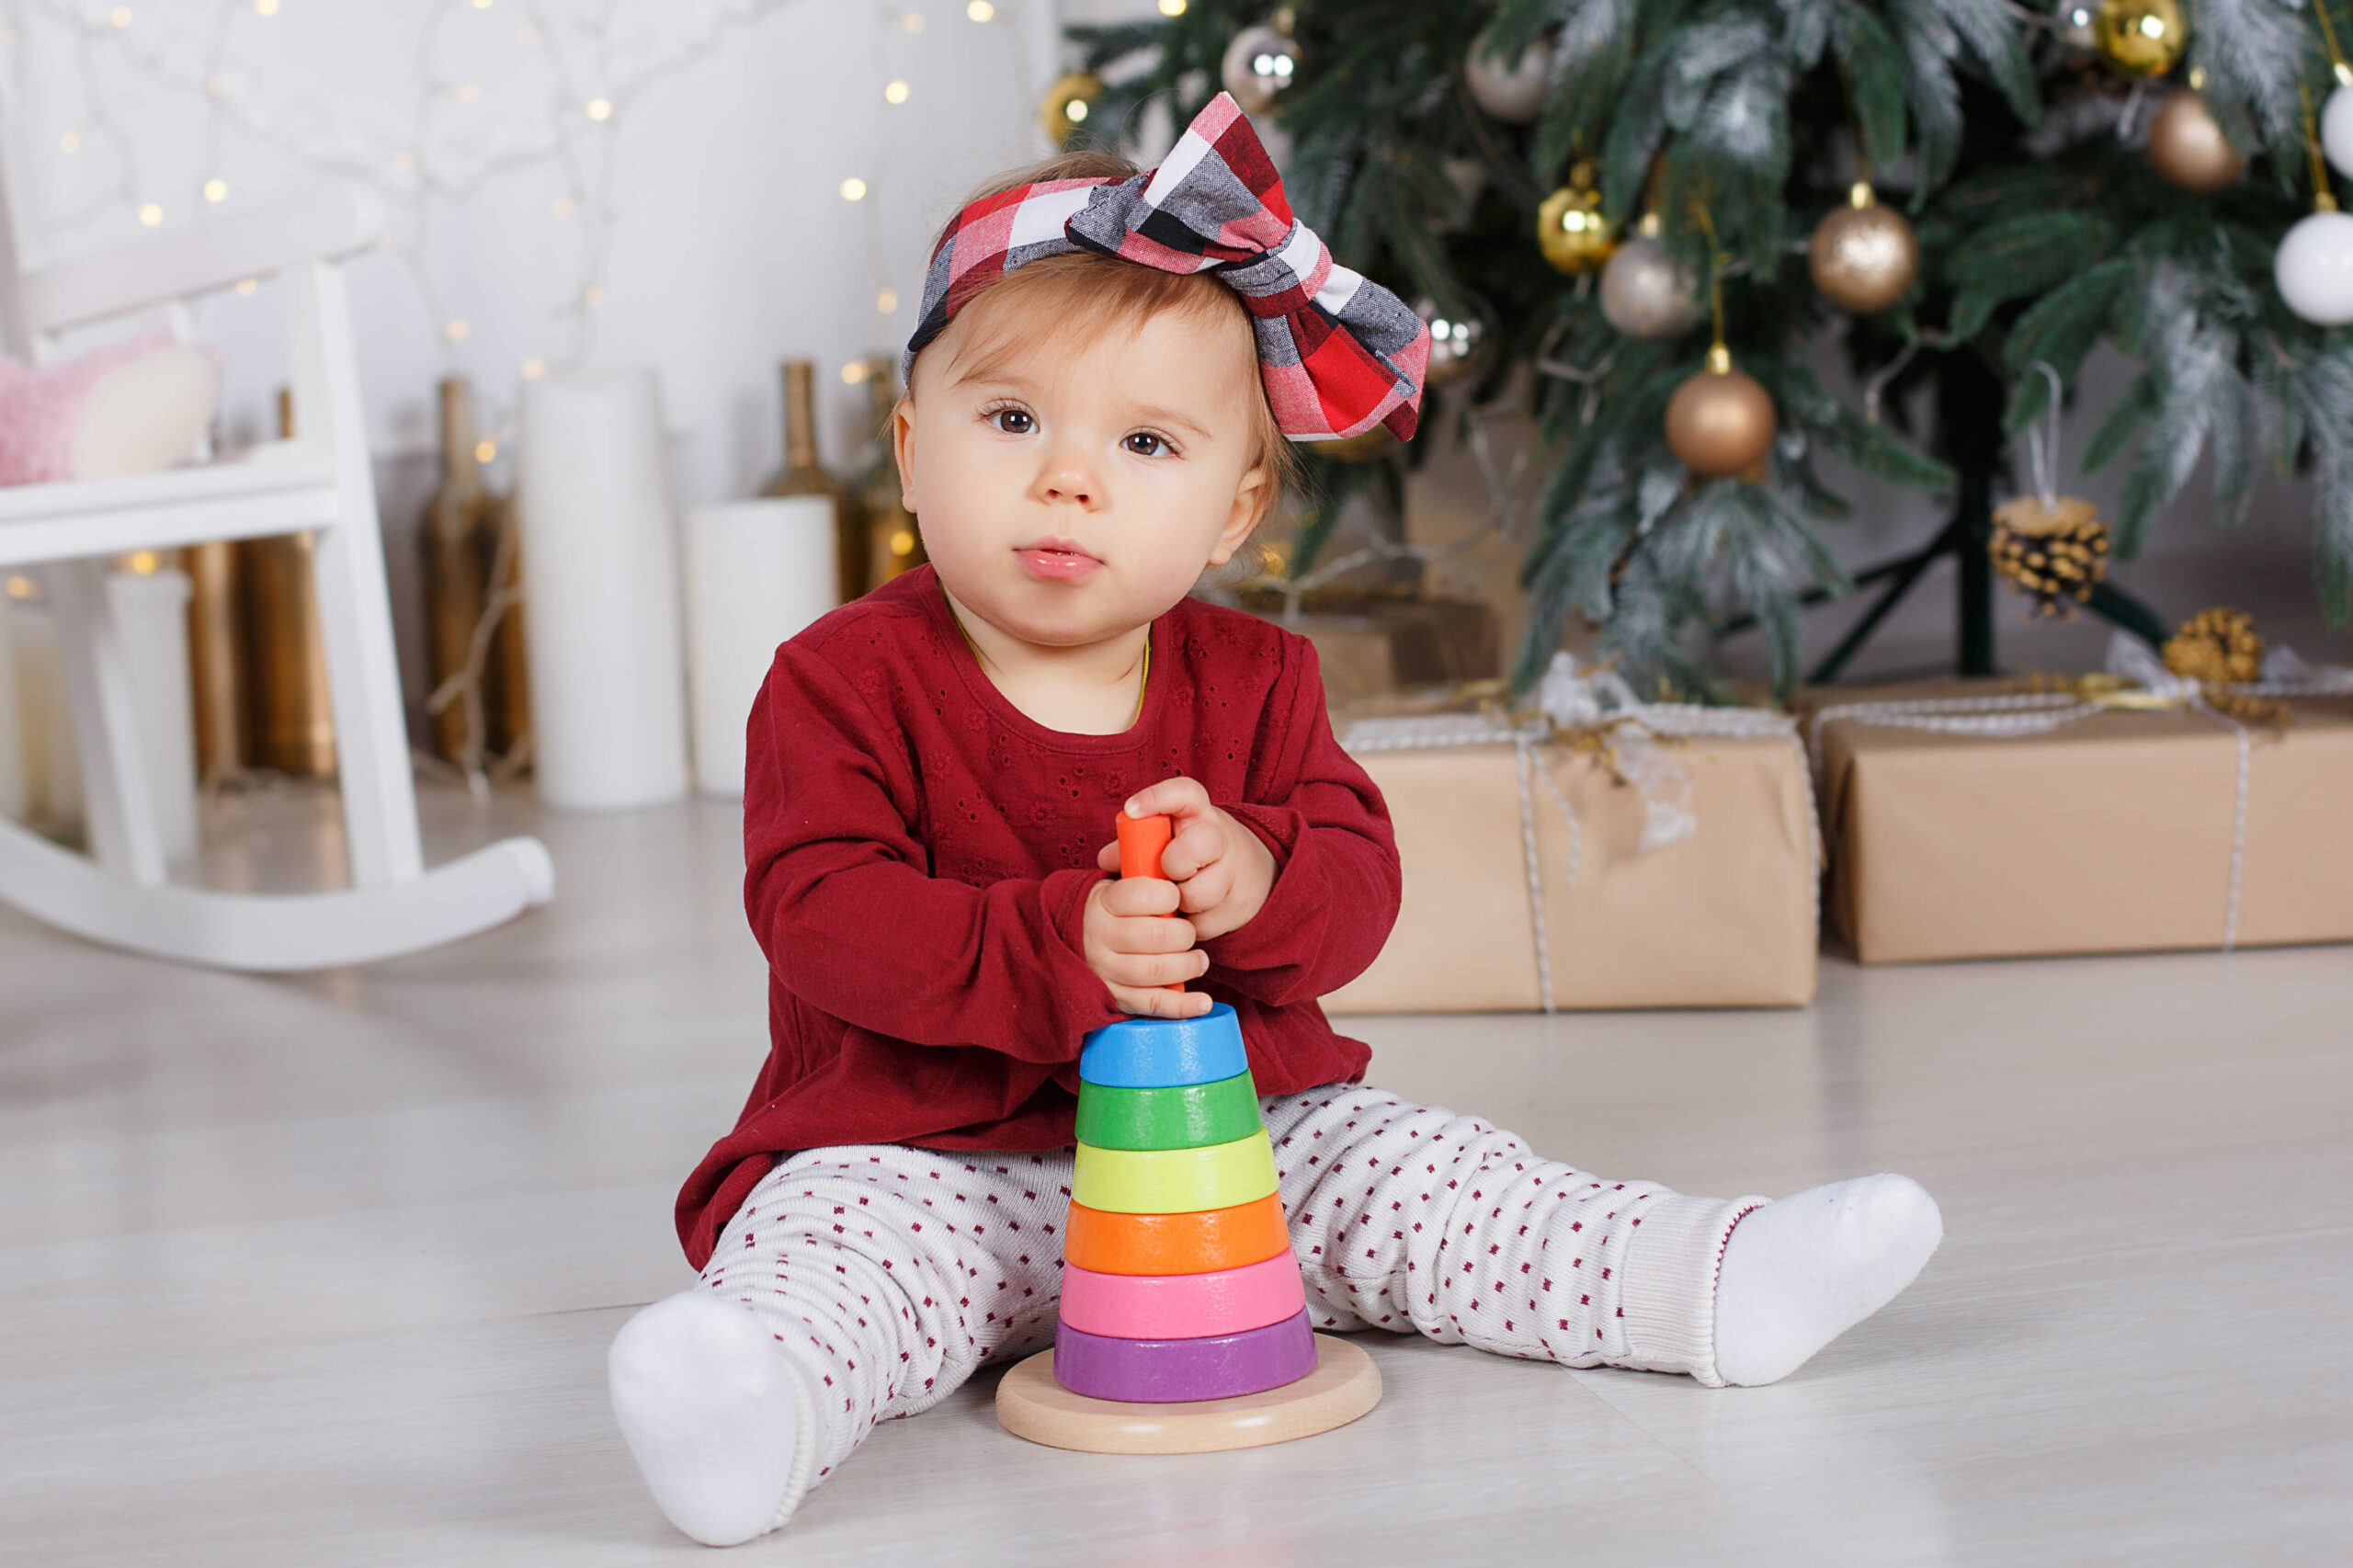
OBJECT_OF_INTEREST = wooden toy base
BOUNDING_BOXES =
[995,1334,1380,1455]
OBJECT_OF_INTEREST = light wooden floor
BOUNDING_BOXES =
[3,788,2349,1566]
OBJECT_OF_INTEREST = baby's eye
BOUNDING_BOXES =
[988,408,1035,436]
[1122,431,1170,458]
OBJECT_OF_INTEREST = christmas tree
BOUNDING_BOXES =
[1062,0,2353,697]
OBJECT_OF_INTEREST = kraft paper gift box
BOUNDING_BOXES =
[1802,649,2353,964]
[1241,593,1500,707]
[1319,664,1820,1014]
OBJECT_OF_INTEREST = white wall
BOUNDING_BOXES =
[3,0,1068,722]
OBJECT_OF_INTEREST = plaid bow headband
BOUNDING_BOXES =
[903,93,1429,444]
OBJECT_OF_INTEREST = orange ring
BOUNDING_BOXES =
[1063,1191,1291,1277]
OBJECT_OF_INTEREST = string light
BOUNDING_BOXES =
[840,176,869,200]
[520,358,546,380]
[585,97,613,121]
[137,202,162,225]
[254,0,278,16]
[842,361,871,383]
[550,195,576,218]
[582,284,604,306]
[474,439,497,462]
[203,177,228,202]
[235,278,257,294]
[884,79,910,104]
[128,551,160,574]
[453,81,481,103]
[877,286,898,313]
[966,0,993,19]
[472,0,495,8]
[1158,0,1187,13]
[6,576,38,599]
[900,10,926,30]
[108,6,131,27]
[446,319,471,342]
[59,130,81,152]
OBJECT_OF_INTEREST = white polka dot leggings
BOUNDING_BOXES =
[699,1083,1761,1518]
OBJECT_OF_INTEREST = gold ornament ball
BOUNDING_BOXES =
[1537,175,1616,275]
[2146,88,2244,192]
[1040,72,1104,148]
[2094,0,2187,79]
[1808,186,1919,313]
[1222,23,1302,115]
[1665,358,1777,477]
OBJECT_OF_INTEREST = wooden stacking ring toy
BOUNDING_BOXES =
[995,812,1381,1455]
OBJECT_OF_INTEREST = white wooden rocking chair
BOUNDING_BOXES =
[0,158,553,971]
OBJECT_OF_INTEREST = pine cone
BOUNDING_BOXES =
[2162,607,2265,686]
[1990,495,2110,618]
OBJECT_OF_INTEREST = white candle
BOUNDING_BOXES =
[107,563,199,863]
[6,595,84,841]
[683,497,837,799]
[514,369,691,811]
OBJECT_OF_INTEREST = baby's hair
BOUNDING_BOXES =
[908,151,1297,537]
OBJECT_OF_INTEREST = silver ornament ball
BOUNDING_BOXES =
[1464,33,1553,124]
[2276,209,2353,325]
[2325,82,2353,179]
[1599,235,1702,339]
[2054,0,2101,53]
[1222,25,1302,115]
[1415,298,1489,388]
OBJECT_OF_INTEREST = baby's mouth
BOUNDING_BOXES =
[1014,541,1103,583]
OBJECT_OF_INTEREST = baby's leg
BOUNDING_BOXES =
[1263,1086,1938,1388]
[608,1147,1071,1546]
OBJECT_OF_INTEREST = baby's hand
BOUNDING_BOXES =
[1083,875,1213,1019]
[1095,778,1276,944]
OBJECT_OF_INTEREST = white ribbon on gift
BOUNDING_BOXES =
[1341,653,1822,1013]
[1806,633,2353,952]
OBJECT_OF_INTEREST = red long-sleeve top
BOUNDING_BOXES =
[674,566,1401,1269]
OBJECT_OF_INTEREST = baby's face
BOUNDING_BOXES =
[896,300,1269,650]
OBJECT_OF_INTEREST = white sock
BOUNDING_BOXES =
[608,1290,813,1547]
[1711,1174,1943,1387]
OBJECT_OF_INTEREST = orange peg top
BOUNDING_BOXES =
[1116,812,1182,993]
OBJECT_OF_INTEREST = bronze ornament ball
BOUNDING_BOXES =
[2094,0,2188,79]
[1665,357,1777,478]
[1808,185,1919,313]
[2146,88,2244,192]
[1537,173,1616,275]
[1040,73,1105,149]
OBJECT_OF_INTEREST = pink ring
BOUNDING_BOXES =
[1057,1252,1306,1341]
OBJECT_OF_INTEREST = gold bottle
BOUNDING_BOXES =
[484,490,530,766]
[760,359,860,605]
[423,378,491,764]
[184,538,248,784]
[243,390,337,778]
[856,358,926,588]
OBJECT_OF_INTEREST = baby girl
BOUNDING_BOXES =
[608,95,1943,1548]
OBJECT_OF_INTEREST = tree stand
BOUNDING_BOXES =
[995,813,1382,1457]
[1734,354,2172,684]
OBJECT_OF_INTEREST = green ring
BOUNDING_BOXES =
[1074,1070,1261,1153]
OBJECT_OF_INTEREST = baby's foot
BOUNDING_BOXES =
[609,1290,810,1547]
[1712,1174,1942,1387]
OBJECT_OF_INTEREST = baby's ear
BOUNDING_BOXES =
[892,395,918,511]
[1207,460,1272,565]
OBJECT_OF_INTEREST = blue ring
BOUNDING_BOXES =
[1079,1003,1248,1088]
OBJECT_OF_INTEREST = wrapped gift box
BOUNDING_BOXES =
[1803,676,2353,963]
[1239,592,1499,706]
[1321,703,1819,1014]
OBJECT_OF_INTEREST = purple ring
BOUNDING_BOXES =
[1051,1308,1318,1403]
